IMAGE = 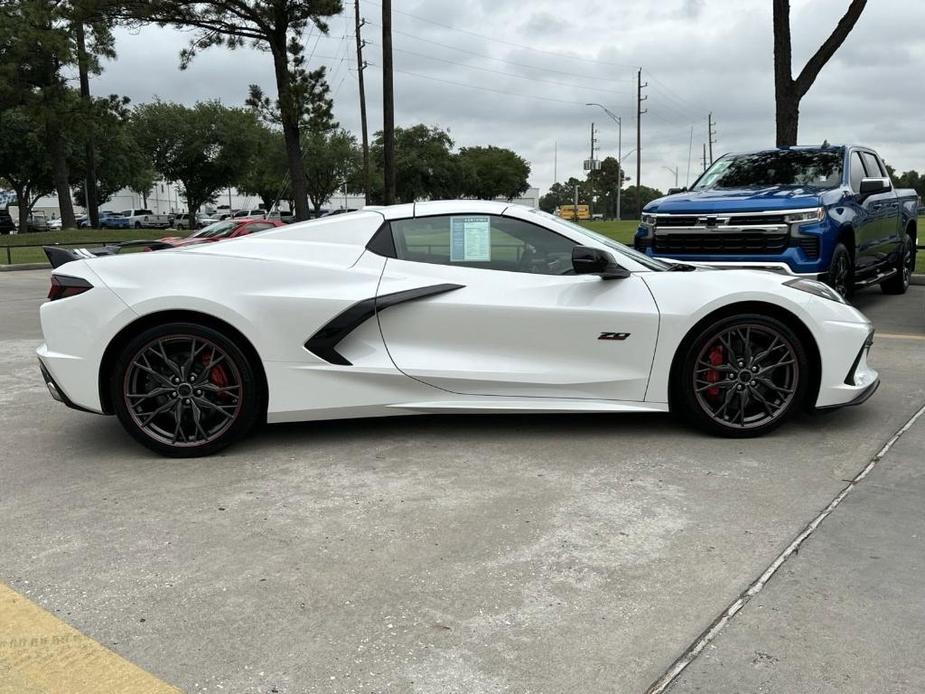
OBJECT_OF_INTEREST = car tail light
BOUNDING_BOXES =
[48,274,93,301]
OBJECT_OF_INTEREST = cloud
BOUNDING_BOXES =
[92,0,924,196]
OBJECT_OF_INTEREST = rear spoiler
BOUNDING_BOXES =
[43,240,174,269]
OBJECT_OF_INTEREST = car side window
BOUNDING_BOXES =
[849,152,866,191]
[390,214,577,275]
[861,152,885,179]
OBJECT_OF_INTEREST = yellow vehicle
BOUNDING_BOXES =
[557,204,590,221]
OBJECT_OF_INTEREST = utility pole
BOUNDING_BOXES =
[708,112,717,164]
[354,0,370,205]
[686,125,694,187]
[636,68,647,219]
[74,21,98,229]
[553,140,557,184]
[585,103,623,220]
[382,0,396,205]
[702,143,708,172]
[589,122,597,217]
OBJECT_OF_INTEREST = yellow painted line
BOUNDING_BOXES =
[0,582,180,694]
[876,332,925,341]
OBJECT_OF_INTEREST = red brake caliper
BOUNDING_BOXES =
[200,353,231,400]
[706,344,724,398]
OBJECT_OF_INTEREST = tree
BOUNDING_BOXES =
[131,0,343,221]
[0,0,122,228]
[132,101,260,216]
[303,129,359,213]
[539,179,585,213]
[370,125,459,204]
[456,146,530,200]
[621,185,665,216]
[71,94,150,209]
[236,126,289,211]
[71,0,119,227]
[773,0,867,146]
[585,156,625,219]
[0,107,55,232]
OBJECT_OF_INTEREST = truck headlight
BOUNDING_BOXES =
[641,213,657,226]
[784,278,846,304]
[785,208,825,224]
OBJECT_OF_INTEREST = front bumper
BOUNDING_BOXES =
[815,327,879,409]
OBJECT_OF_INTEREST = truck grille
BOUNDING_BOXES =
[654,232,790,255]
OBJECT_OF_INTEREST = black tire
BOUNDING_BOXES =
[110,322,260,457]
[134,222,142,229]
[825,242,853,299]
[881,233,915,295]
[675,313,809,438]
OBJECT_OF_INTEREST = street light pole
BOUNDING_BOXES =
[663,165,679,188]
[586,103,622,220]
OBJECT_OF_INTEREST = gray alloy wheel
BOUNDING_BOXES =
[123,335,243,448]
[677,313,808,438]
[111,323,260,457]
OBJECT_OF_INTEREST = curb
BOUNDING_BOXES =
[0,263,49,272]
[913,274,925,286]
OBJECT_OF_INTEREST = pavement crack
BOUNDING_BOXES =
[644,400,925,694]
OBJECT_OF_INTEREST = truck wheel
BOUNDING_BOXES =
[134,222,142,229]
[881,233,915,295]
[826,243,853,299]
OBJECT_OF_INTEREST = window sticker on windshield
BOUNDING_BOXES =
[450,216,491,262]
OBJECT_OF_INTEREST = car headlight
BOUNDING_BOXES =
[641,213,657,226]
[784,278,846,303]
[785,207,825,224]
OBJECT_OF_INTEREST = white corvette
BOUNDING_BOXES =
[37,200,878,457]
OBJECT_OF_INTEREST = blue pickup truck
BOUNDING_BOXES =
[634,145,918,298]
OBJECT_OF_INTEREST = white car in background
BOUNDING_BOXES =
[37,201,878,457]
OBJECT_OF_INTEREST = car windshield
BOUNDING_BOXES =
[526,209,672,271]
[693,148,844,191]
[192,220,236,238]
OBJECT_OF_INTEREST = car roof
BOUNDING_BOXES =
[369,199,511,220]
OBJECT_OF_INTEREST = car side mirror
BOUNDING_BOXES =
[572,246,631,280]
[859,177,890,196]
[667,187,687,195]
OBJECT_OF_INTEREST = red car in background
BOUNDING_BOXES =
[155,218,285,249]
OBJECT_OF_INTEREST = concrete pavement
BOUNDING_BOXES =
[1,269,923,693]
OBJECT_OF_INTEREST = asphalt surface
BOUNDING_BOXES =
[1,269,923,693]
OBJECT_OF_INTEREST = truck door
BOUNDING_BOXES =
[860,151,901,266]
[847,151,889,273]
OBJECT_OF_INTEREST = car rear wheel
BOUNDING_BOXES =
[111,323,260,457]
[881,233,915,295]
[676,314,809,438]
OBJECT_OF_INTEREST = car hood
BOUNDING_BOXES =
[649,187,824,214]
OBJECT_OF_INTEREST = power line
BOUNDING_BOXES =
[378,63,594,106]
[361,0,638,69]
[368,41,633,97]
[364,20,635,85]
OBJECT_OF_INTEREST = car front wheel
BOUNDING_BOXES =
[676,314,809,438]
[110,322,260,457]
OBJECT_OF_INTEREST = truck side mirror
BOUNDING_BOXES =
[572,246,631,280]
[667,187,687,195]
[859,177,891,196]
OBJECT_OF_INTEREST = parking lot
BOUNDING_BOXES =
[1,268,924,693]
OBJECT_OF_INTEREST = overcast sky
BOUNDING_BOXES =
[92,0,924,196]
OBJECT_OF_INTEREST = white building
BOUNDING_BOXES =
[11,184,540,220]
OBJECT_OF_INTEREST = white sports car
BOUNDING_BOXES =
[37,200,879,457]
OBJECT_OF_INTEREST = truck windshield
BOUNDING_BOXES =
[693,149,844,191]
